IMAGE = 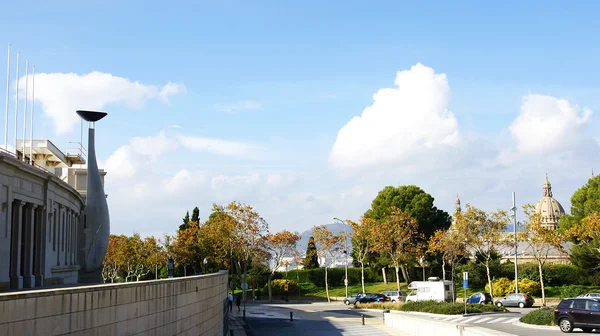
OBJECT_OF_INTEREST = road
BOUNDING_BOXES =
[234,302,600,336]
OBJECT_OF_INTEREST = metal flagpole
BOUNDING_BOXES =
[4,44,10,151]
[13,52,19,155]
[513,192,519,293]
[22,59,28,162]
[29,65,34,161]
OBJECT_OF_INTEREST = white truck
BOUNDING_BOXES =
[405,277,454,303]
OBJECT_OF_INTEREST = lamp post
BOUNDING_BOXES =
[333,217,349,299]
[511,192,519,294]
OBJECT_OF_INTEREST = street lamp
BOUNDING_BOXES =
[333,217,349,299]
[511,192,519,294]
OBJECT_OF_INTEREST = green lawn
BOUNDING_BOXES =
[300,282,408,297]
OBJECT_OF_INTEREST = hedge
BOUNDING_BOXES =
[519,307,555,325]
[275,267,389,286]
[485,278,541,297]
[263,279,300,296]
[399,300,506,314]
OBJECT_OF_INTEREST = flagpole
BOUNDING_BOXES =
[29,65,34,162]
[4,44,10,151]
[22,59,28,162]
[13,52,19,155]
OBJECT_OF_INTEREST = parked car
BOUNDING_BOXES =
[494,293,534,308]
[554,297,600,333]
[577,293,600,298]
[381,290,408,303]
[466,292,493,305]
[357,294,389,304]
[344,293,365,305]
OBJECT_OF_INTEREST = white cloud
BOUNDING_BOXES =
[179,135,261,158]
[509,94,593,155]
[329,63,460,170]
[164,169,206,195]
[18,71,186,135]
[213,100,262,113]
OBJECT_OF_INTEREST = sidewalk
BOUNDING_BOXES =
[228,310,248,336]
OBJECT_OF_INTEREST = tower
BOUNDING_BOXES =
[535,175,565,230]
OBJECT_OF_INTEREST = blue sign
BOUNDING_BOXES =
[167,258,174,278]
[463,280,468,289]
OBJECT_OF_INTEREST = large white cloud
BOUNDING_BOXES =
[329,63,460,170]
[509,94,593,155]
[18,71,186,134]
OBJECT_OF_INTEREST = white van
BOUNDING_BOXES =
[405,277,454,303]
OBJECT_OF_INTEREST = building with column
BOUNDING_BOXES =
[535,175,565,230]
[0,138,106,291]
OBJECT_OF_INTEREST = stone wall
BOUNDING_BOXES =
[0,271,228,336]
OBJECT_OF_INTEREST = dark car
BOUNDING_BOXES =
[494,293,534,308]
[554,297,600,333]
[344,293,365,305]
[466,292,493,305]
[357,294,389,304]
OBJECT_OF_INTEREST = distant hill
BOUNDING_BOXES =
[296,222,350,256]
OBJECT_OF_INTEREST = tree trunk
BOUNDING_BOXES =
[395,266,401,291]
[485,260,493,298]
[441,259,446,281]
[382,267,387,284]
[267,273,273,302]
[242,263,248,305]
[325,266,330,303]
[400,264,410,284]
[538,260,546,306]
[360,261,366,294]
[450,261,456,302]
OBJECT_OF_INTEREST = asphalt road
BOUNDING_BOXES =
[237,302,600,336]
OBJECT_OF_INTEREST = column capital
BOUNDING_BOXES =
[13,199,24,207]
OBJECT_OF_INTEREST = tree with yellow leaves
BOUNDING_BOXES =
[348,217,375,294]
[454,204,509,298]
[371,207,423,292]
[265,230,301,301]
[312,225,344,303]
[428,228,466,299]
[566,212,600,272]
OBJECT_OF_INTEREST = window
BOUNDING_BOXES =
[418,287,430,293]
[557,300,572,309]
[573,300,586,310]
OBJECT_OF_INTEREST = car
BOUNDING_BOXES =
[381,290,408,303]
[466,292,493,305]
[344,293,365,305]
[577,292,600,298]
[554,297,600,333]
[357,294,390,304]
[494,293,534,308]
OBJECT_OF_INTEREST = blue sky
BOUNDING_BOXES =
[1,1,599,235]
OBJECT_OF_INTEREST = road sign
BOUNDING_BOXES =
[344,279,348,286]
[241,282,248,291]
[463,272,468,289]
[284,284,289,291]
[167,258,174,278]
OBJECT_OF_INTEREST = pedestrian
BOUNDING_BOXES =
[228,292,233,312]
[236,294,241,311]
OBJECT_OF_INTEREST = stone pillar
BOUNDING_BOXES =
[35,207,45,287]
[63,208,68,266]
[57,204,62,266]
[70,211,74,265]
[9,200,24,289]
[23,203,36,288]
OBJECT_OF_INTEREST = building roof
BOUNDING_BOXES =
[535,175,565,227]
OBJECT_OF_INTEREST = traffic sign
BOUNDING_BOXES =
[241,282,248,291]
[344,279,348,286]
[463,272,468,289]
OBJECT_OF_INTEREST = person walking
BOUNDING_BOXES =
[228,292,233,312]
[236,294,241,311]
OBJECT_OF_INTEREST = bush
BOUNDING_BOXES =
[275,268,381,287]
[399,300,506,315]
[518,263,589,287]
[263,279,299,296]
[485,277,513,297]
[518,278,541,296]
[558,285,588,299]
[519,307,555,325]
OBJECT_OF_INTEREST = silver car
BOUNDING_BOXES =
[577,292,600,298]
[344,293,365,305]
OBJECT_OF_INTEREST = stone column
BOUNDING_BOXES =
[35,207,45,287]
[63,208,68,266]
[23,203,36,288]
[9,200,24,289]
[70,211,75,265]
[57,204,62,266]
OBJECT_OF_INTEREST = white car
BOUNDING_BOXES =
[577,292,600,298]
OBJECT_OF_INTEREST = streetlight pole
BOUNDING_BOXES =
[333,218,349,299]
[512,192,519,294]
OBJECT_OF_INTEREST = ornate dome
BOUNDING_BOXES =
[535,175,565,229]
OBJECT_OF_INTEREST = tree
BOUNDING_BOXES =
[265,230,301,301]
[303,236,319,269]
[559,175,600,232]
[518,204,565,306]
[180,210,191,231]
[428,228,466,300]
[566,212,600,272]
[371,207,423,292]
[102,234,126,283]
[143,235,167,280]
[455,204,509,298]
[365,185,451,240]
[191,206,200,223]
[312,225,343,303]
[348,217,374,294]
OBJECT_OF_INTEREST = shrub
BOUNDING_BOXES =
[485,277,513,297]
[519,307,555,325]
[399,300,506,314]
[263,279,299,296]
[517,279,541,296]
[558,285,587,299]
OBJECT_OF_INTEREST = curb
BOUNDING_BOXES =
[514,321,557,330]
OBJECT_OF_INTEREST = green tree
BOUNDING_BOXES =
[365,185,451,240]
[559,175,600,232]
[303,236,320,269]
[180,211,190,231]
[191,206,200,223]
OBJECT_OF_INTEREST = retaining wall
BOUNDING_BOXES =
[0,270,229,336]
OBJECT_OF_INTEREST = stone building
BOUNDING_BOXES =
[535,175,565,230]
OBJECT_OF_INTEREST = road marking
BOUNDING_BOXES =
[474,317,493,323]
[462,317,480,323]
[491,317,507,323]
[503,317,519,323]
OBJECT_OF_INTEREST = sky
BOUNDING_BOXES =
[1,1,600,237]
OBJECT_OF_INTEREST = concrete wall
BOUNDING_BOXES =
[384,311,515,336]
[0,271,228,336]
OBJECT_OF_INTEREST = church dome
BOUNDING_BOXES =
[535,175,565,229]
